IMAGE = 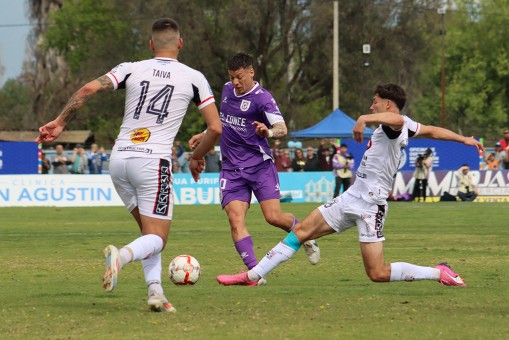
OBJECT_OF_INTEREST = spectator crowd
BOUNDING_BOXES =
[42,143,109,175]
[43,128,509,182]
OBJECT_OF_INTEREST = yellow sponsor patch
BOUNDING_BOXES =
[130,128,151,144]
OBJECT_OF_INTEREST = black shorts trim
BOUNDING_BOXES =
[153,159,172,216]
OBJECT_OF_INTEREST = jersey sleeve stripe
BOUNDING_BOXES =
[197,95,215,109]
[265,112,285,126]
[106,72,119,90]
[409,123,420,137]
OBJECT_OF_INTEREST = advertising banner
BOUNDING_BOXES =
[1,170,508,207]
[344,138,480,172]
[0,142,39,174]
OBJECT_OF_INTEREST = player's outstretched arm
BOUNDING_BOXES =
[418,125,484,153]
[353,112,404,143]
[35,75,114,143]
[189,103,222,181]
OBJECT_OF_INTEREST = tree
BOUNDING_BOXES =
[414,0,509,140]
[22,0,470,146]
[0,79,31,130]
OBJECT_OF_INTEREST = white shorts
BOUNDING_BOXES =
[109,158,174,220]
[318,192,387,243]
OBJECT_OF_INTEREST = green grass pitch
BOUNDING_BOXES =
[1,203,508,339]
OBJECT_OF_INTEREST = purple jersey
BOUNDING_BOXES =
[219,82,285,170]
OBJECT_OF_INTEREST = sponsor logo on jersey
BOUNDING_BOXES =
[240,100,251,112]
[117,146,153,154]
[130,128,151,144]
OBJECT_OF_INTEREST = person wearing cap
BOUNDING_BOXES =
[455,164,478,201]
[493,141,509,170]
[412,148,433,202]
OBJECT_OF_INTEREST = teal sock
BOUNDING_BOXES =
[283,231,302,251]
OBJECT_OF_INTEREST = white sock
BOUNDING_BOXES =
[119,234,163,267]
[143,252,162,285]
[390,262,441,282]
[147,279,163,296]
[248,242,297,281]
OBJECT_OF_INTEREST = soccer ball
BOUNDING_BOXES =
[168,255,201,285]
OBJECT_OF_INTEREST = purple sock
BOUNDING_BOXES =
[289,216,299,232]
[234,236,258,270]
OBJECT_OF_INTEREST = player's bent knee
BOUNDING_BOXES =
[365,270,389,282]
[264,214,280,227]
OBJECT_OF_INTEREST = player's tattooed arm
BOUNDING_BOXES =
[56,75,113,125]
[35,75,114,143]
[96,75,114,92]
[56,91,94,125]
[269,122,287,139]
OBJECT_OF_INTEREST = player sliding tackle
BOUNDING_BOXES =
[217,83,484,287]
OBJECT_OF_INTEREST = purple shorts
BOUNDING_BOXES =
[220,160,281,208]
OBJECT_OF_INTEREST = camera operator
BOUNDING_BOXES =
[412,148,433,202]
[455,164,478,201]
[332,143,354,198]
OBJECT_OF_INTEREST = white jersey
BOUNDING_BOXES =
[349,115,420,204]
[106,57,215,160]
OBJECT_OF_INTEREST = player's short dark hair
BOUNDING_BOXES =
[152,18,179,34]
[375,84,406,111]
[227,53,254,71]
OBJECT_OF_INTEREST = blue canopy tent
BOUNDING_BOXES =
[290,108,374,138]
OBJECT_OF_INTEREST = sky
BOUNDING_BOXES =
[0,0,31,87]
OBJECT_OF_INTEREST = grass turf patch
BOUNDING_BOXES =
[0,203,508,338]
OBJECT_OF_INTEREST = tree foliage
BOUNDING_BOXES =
[2,0,507,146]
[0,79,31,130]
[414,0,509,141]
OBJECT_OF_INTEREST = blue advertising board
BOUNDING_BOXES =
[0,142,39,174]
[335,138,479,171]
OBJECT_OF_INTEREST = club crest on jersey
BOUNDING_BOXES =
[130,128,151,144]
[240,100,251,112]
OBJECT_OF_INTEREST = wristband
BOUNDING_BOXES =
[268,129,274,138]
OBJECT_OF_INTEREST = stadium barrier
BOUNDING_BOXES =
[1,170,508,207]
